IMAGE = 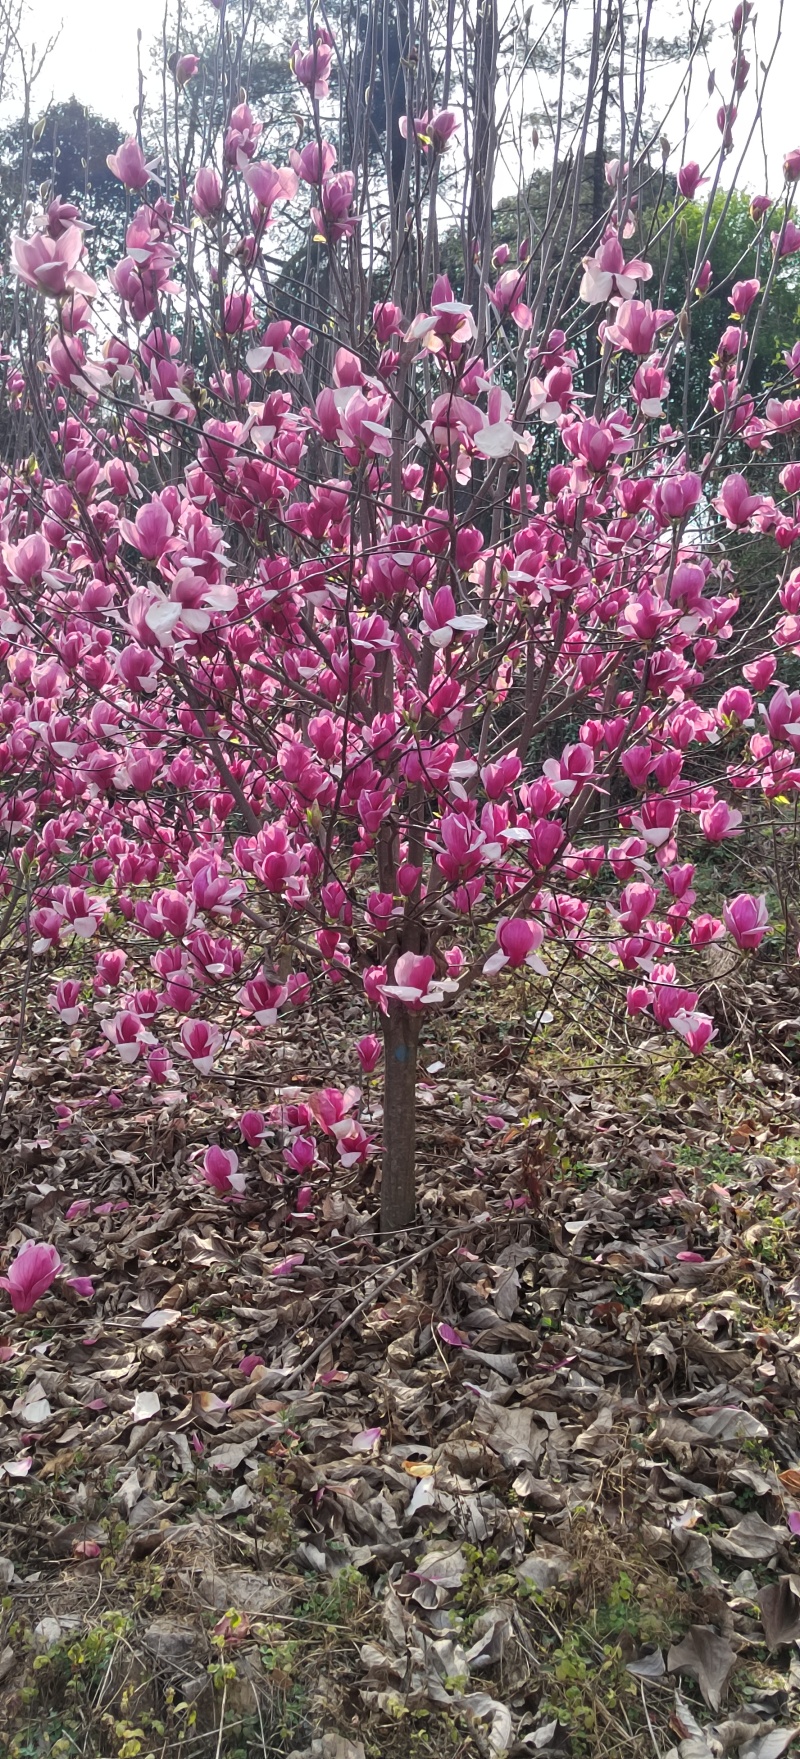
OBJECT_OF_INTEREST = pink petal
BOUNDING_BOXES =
[238,1354,264,1377]
[437,1322,467,1347]
[351,1426,382,1452]
[271,1254,305,1276]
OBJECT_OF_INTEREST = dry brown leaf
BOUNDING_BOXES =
[667,1626,736,1711]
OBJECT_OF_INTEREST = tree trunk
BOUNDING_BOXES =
[380,1009,421,1234]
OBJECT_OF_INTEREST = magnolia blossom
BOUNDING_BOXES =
[699,801,743,841]
[723,893,769,949]
[671,1012,717,1054]
[240,1110,268,1147]
[542,743,594,798]
[399,109,458,152]
[0,1241,62,1313]
[484,918,547,976]
[328,1118,372,1166]
[355,1034,382,1072]
[579,232,652,304]
[13,226,97,299]
[380,952,460,1010]
[102,1010,155,1064]
[176,1019,223,1074]
[291,27,334,98]
[201,1145,245,1195]
[238,975,288,1025]
[107,137,158,188]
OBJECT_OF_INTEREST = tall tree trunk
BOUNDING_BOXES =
[380,1008,421,1234]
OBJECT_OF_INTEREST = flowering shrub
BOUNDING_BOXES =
[0,0,797,1230]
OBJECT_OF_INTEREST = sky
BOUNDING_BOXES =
[4,0,797,196]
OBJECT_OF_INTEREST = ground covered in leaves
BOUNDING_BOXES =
[4,963,800,1758]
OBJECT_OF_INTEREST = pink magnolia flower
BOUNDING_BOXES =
[579,230,652,304]
[743,654,777,689]
[671,1012,717,1054]
[632,360,670,418]
[13,226,97,299]
[241,159,298,216]
[488,267,532,329]
[50,980,84,1025]
[284,1135,316,1173]
[291,28,334,98]
[604,298,668,354]
[175,54,200,85]
[225,101,261,163]
[290,139,337,184]
[484,918,547,976]
[331,1118,372,1166]
[723,892,768,949]
[223,291,256,334]
[0,1241,62,1314]
[656,472,703,520]
[308,1086,360,1134]
[772,220,800,259]
[699,800,743,841]
[617,881,658,931]
[678,161,707,198]
[106,137,156,190]
[689,915,726,947]
[240,1110,267,1147]
[193,167,223,219]
[147,1046,174,1085]
[177,1019,223,1074]
[784,148,800,183]
[119,497,174,560]
[714,472,763,527]
[247,320,309,375]
[55,888,107,939]
[399,109,458,152]
[730,278,760,317]
[238,975,288,1025]
[543,742,594,798]
[201,1145,245,1195]
[373,299,403,341]
[312,171,358,242]
[355,1034,382,1072]
[102,1010,154,1064]
[380,952,459,1010]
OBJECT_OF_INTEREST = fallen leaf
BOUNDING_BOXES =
[141,1309,182,1331]
[757,1577,800,1649]
[131,1389,161,1423]
[207,1442,250,1472]
[711,1512,784,1562]
[690,1408,769,1442]
[626,1647,666,1680]
[739,1732,799,1759]
[667,1626,736,1711]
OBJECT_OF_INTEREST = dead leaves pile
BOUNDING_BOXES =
[4,1002,800,1752]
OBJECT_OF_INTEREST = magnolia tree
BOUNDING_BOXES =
[0,0,799,1234]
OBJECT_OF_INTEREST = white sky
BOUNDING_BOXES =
[7,0,797,195]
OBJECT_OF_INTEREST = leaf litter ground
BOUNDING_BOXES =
[4,968,800,1757]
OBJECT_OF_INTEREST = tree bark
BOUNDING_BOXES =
[380,1008,421,1234]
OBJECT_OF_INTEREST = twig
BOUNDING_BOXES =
[214,1681,227,1759]
[640,1681,663,1759]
